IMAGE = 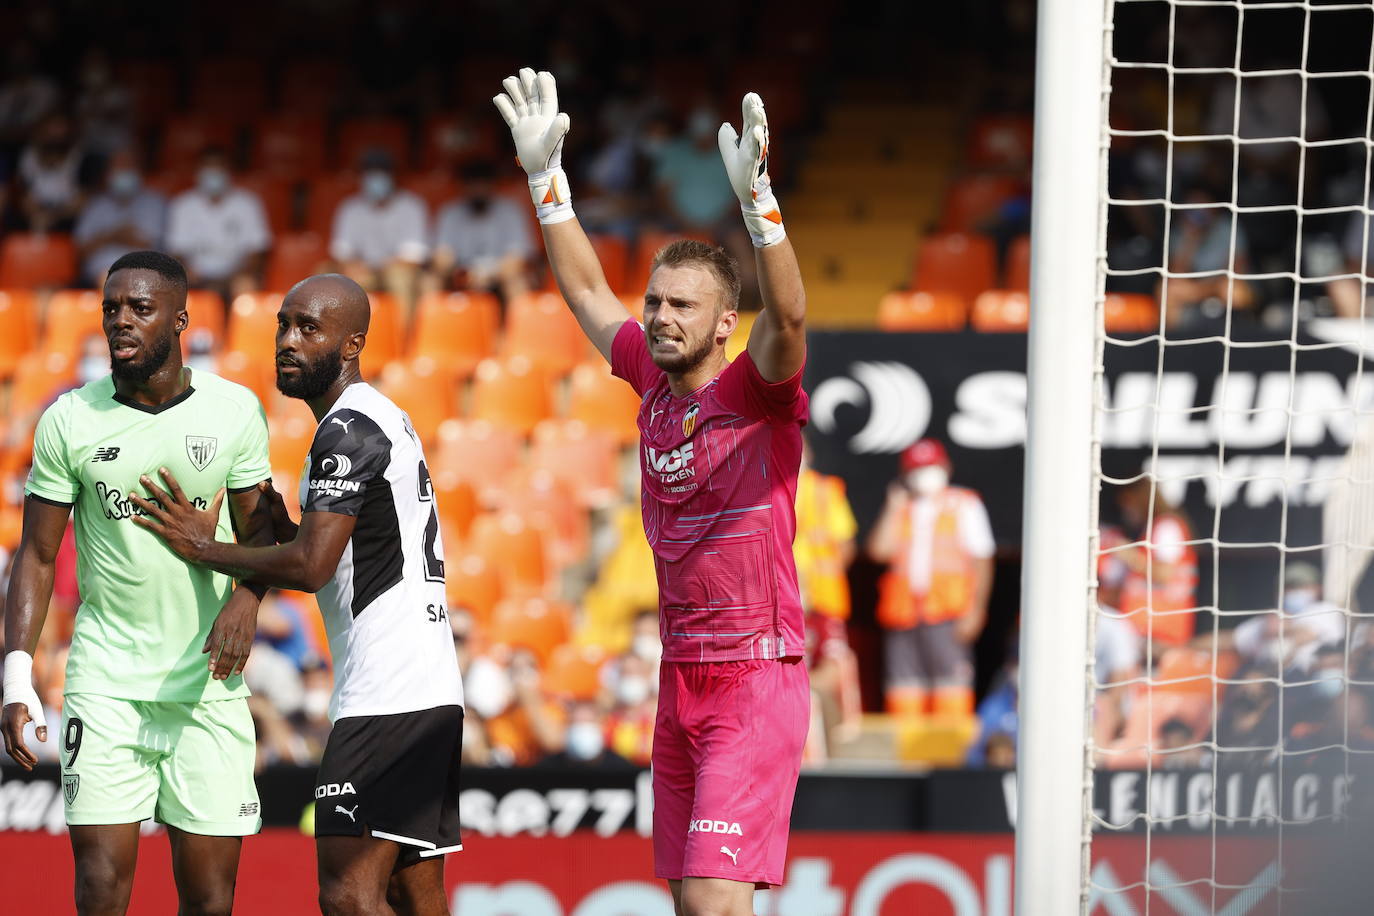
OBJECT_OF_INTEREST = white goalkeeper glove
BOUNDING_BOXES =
[493,67,575,225]
[3,650,46,735]
[718,92,786,248]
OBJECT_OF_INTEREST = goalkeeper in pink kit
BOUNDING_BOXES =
[496,69,809,915]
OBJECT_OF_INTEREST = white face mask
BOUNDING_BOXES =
[907,466,949,496]
[1283,587,1319,614]
[303,688,330,720]
[197,166,229,197]
[465,657,513,720]
[631,634,660,662]
[616,675,650,707]
[566,722,605,760]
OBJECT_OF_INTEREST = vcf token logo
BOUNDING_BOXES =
[646,442,695,473]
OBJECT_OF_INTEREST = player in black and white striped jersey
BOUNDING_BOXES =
[130,274,463,915]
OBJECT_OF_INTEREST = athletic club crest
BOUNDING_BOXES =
[185,436,218,471]
[683,403,701,438]
[63,773,79,805]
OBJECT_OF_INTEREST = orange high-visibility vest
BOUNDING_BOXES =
[1119,513,1198,647]
[794,469,857,620]
[877,487,980,629]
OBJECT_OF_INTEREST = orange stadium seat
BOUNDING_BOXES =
[544,644,609,702]
[445,550,505,625]
[567,361,641,446]
[543,235,629,295]
[236,172,294,234]
[1005,234,1032,290]
[1104,293,1161,333]
[266,232,329,292]
[966,115,1035,170]
[876,291,968,332]
[971,290,1030,332]
[913,232,996,307]
[0,233,76,289]
[500,292,588,377]
[0,290,38,379]
[400,170,462,213]
[184,289,227,353]
[433,473,478,542]
[627,230,710,294]
[190,57,266,121]
[218,350,272,403]
[528,419,619,509]
[486,597,571,663]
[158,114,238,172]
[279,59,342,114]
[618,294,645,323]
[490,467,589,568]
[268,414,315,478]
[468,513,550,596]
[0,504,21,552]
[941,175,1025,233]
[264,389,315,425]
[361,291,403,373]
[336,117,412,170]
[432,419,524,500]
[305,173,360,237]
[10,351,74,414]
[410,291,499,378]
[421,113,500,170]
[42,290,104,359]
[227,292,284,359]
[469,356,554,436]
[253,113,326,181]
[378,357,457,443]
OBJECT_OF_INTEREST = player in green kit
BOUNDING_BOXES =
[1,251,276,915]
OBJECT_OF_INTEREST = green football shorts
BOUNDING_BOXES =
[60,693,261,835]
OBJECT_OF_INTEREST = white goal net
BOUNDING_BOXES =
[1084,0,1374,913]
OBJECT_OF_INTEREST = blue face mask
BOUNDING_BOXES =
[362,170,393,202]
[1315,671,1345,700]
[109,169,141,197]
[197,166,229,197]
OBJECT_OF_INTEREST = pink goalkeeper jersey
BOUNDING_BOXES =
[611,319,808,663]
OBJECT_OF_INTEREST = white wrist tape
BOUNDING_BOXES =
[2,650,45,729]
[528,167,575,225]
[742,187,786,248]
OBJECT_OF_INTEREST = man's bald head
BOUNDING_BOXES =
[284,273,371,335]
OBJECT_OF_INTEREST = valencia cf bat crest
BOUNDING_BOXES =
[683,404,701,438]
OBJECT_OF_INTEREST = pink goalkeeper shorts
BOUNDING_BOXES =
[652,657,810,888]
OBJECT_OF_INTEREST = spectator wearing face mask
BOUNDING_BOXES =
[431,159,534,304]
[329,148,428,312]
[542,701,635,769]
[74,147,166,286]
[652,104,739,235]
[1114,475,1198,651]
[166,145,272,300]
[1232,562,1345,671]
[607,651,656,766]
[463,647,565,767]
[868,438,995,719]
[12,112,91,233]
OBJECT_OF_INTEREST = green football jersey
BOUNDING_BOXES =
[25,369,272,702]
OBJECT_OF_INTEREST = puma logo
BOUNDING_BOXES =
[336,804,358,823]
[720,846,740,866]
[330,417,355,434]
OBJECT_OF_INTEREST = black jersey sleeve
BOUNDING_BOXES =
[303,409,393,516]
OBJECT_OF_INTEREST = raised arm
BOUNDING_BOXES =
[2,497,72,768]
[494,67,630,362]
[718,93,807,382]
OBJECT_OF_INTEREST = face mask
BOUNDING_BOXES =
[109,169,140,197]
[1315,670,1345,700]
[566,722,605,760]
[907,466,949,496]
[197,166,229,197]
[687,110,715,141]
[465,657,513,719]
[617,675,650,707]
[631,633,660,662]
[78,354,107,385]
[303,688,330,719]
[362,170,393,202]
[1283,588,1319,615]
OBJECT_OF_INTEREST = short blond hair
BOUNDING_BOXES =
[649,239,741,312]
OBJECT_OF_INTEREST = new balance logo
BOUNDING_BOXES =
[92,447,120,462]
[336,805,358,823]
[721,846,741,866]
[330,417,355,434]
[239,802,259,817]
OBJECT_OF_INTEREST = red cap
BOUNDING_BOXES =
[900,438,950,472]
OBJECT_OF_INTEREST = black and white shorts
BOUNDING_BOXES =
[315,704,464,864]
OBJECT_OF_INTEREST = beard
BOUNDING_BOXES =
[110,332,174,382]
[648,330,715,373]
[276,348,343,400]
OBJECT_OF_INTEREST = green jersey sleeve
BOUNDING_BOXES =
[25,397,78,504]
[226,399,271,491]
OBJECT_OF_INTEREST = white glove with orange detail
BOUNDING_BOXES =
[493,67,574,225]
[718,92,786,248]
